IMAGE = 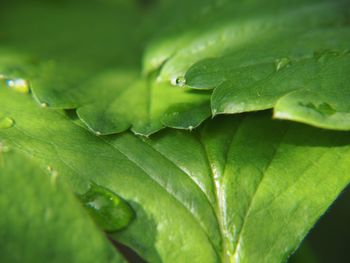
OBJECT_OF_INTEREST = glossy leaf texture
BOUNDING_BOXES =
[145,0,350,131]
[0,148,126,263]
[186,31,350,131]
[145,0,349,78]
[0,1,210,136]
[2,89,350,263]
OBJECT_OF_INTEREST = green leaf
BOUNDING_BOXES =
[186,32,350,130]
[0,148,126,263]
[145,0,350,131]
[0,1,212,136]
[186,27,350,90]
[1,89,350,262]
[75,73,211,136]
[145,0,348,80]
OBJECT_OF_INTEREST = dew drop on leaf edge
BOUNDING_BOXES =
[78,183,135,232]
[171,76,186,87]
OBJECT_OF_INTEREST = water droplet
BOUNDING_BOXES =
[299,102,336,116]
[275,57,291,72]
[171,76,186,87]
[4,78,30,94]
[317,102,336,116]
[78,184,134,232]
[41,102,49,108]
[188,126,194,131]
[95,131,102,136]
[0,117,15,129]
[313,49,345,63]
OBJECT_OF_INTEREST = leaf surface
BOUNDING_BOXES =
[0,1,210,136]
[0,148,126,263]
[187,33,350,130]
[145,0,348,79]
[1,89,350,262]
[146,0,350,130]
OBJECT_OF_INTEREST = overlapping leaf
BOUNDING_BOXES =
[0,1,210,136]
[2,0,349,135]
[145,0,349,77]
[1,88,350,262]
[186,31,350,130]
[145,0,350,131]
[0,149,125,263]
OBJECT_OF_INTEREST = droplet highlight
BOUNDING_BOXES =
[78,184,134,232]
[0,117,15,129]
[275,57,291,72]
[3,78,30,94]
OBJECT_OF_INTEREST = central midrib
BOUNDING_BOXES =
[198,133,235,263]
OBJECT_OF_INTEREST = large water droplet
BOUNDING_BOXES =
[3,78,30,94]
[78,184,134,232]
[0,117,15,129]
[275,57,291,72]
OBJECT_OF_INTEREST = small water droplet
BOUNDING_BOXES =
[171,76,186,87]
[275,57,291,72]
[318,102,336,116]
[313,49,345,63]
[95,131,102,136]
[0,117,15,129]
[78,184,134,232]
[188,126,194,131]
[4,78,30,94]
[41,102,49,108]
[299,102,336,116]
